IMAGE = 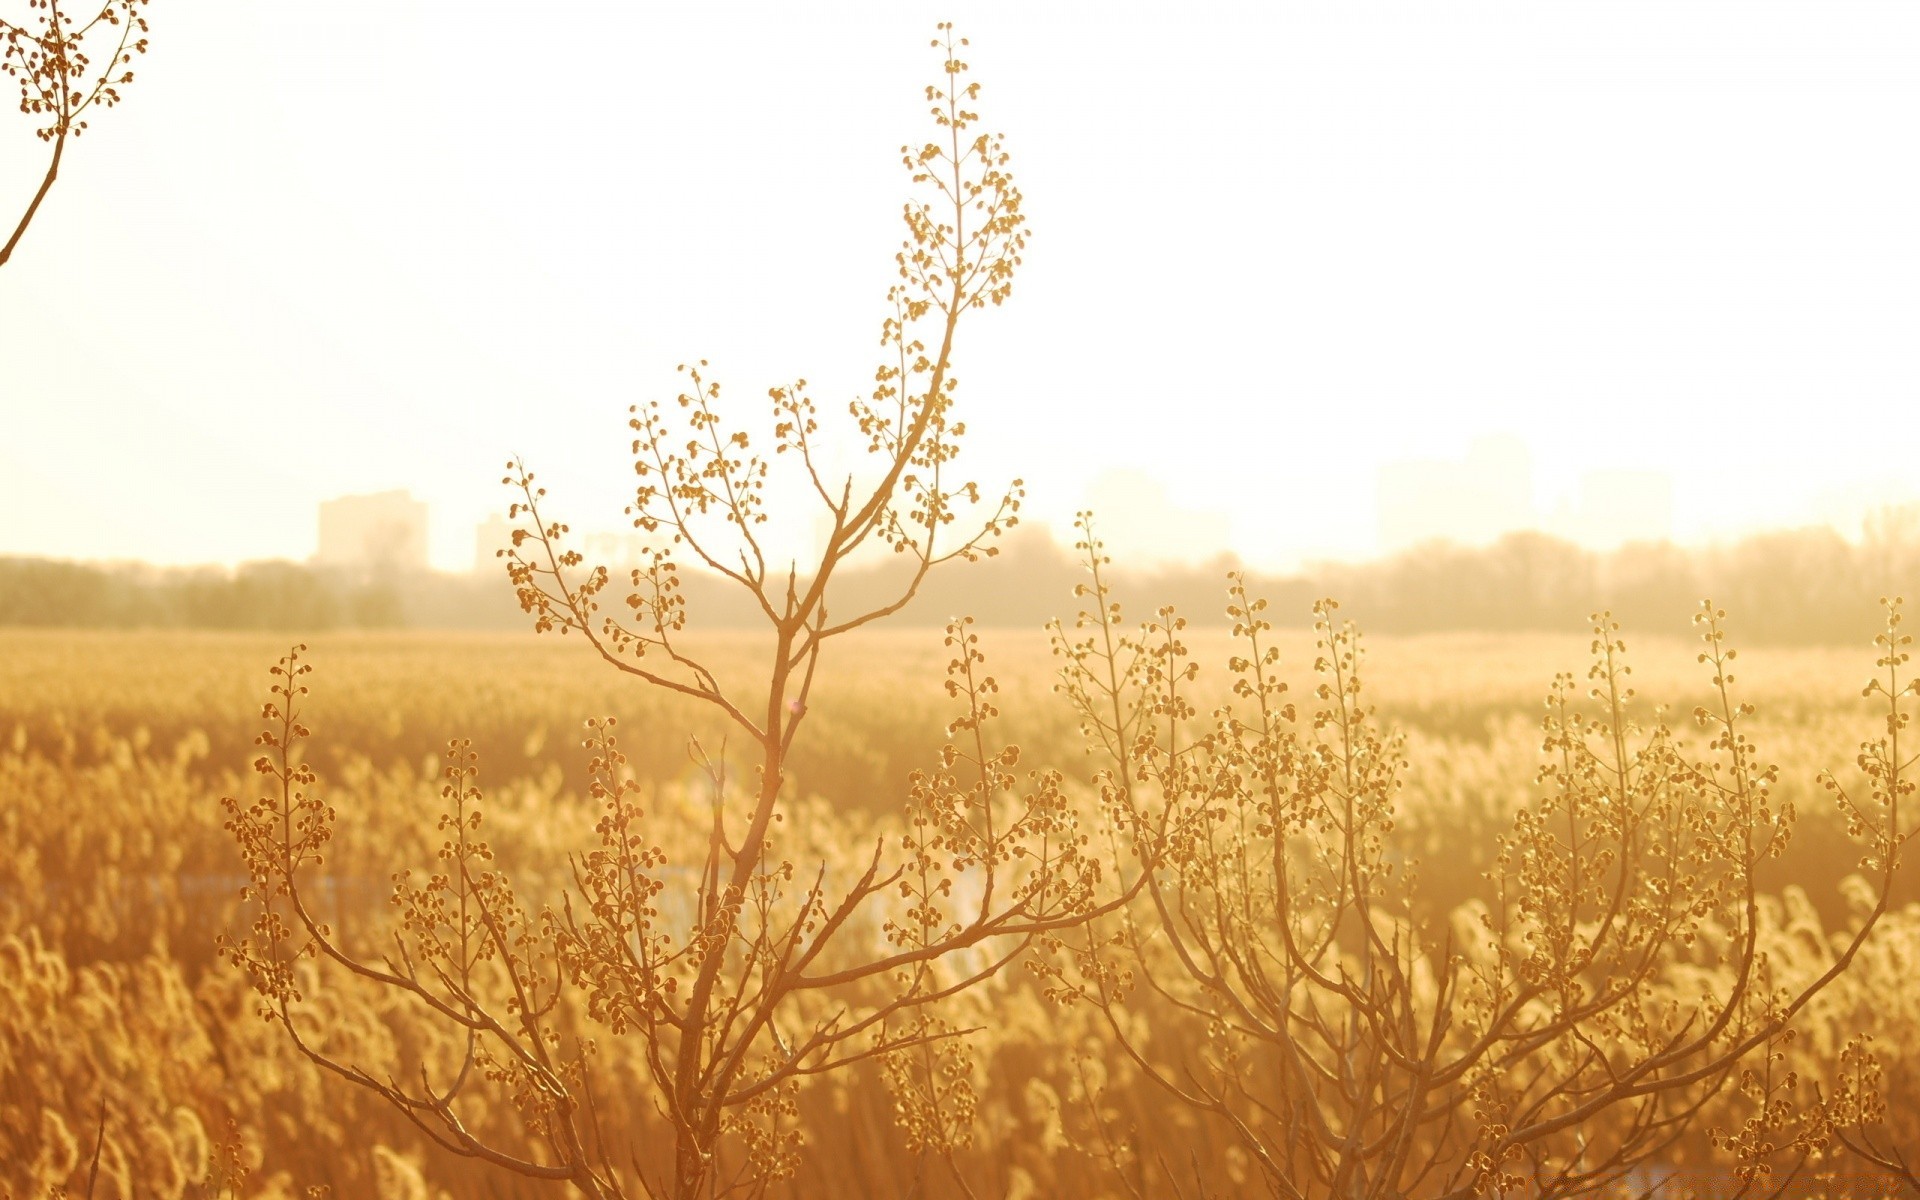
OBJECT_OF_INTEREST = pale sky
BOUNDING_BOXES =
[3,2,1917,573]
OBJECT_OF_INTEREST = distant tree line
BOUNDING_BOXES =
[830,510,1920,645]
[0,558,432,630]
[5,510,1918,643]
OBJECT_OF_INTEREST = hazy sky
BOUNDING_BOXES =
[4,2,1917,572]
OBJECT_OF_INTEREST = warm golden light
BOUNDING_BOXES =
[5,5,1917,573]
[6,9,1920,1199]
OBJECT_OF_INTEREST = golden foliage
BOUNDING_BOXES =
[5,604,1920,1197]
[1,0,151,267]
[8,21,1920,1200]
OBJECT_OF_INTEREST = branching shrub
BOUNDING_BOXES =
[1,0,150,269]
[213,29,1190,1199]
[184,21,1920,1200]
[1033,518,1915,1199]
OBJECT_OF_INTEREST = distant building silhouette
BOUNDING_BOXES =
[1551,470,1673,549]
[315,490,428,574]
[473,513,513,577]
[475,515,653,577]
[1377,437,1534,552]
[1086,468,1232,567]
[580,529,651,569]
[1379,440,1673,553]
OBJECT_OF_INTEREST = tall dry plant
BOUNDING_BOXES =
[218,28,1161,1199]
[0,0,148,268]
[1809,988,1920,1191]
[1040,521,1916,1199]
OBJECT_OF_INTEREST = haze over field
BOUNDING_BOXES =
[14,12,1920,1194]
[4,3,1918,574]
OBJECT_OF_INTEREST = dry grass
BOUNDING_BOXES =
[3,610,1917,1197]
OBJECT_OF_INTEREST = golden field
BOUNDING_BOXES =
[4,617,1919,1198]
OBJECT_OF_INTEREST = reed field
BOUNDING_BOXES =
[4,608,1919,1198]
[9,15,1920,1200]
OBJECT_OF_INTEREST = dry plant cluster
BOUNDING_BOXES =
[5,620,1920,1197]
[1,0,148,268]
[6,25,1920,1200]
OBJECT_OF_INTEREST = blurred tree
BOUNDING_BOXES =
[1598,538,1698,633]
[1862,503,1920,599]
[1709,526,1869,645]
[1,0,149,269]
